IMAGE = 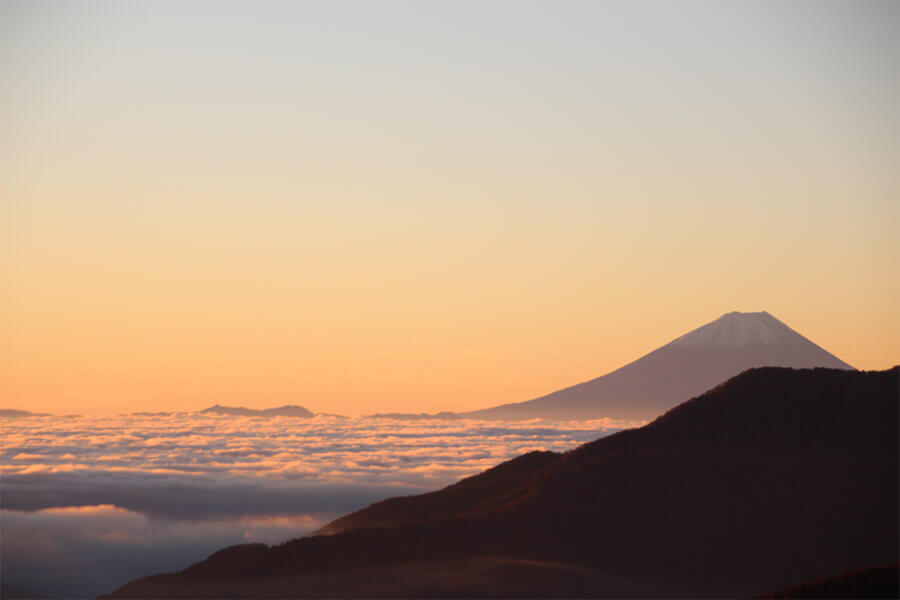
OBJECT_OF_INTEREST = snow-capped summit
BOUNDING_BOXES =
[670,311,803,349]
[463,311,854,421]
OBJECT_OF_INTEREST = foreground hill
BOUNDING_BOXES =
[462,311,853,421]
[105,367,898,599]
[757,564,899,599]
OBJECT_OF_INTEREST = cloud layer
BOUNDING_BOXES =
[1,413,631,490]
[1,413,637,598]
[1,505,321,598]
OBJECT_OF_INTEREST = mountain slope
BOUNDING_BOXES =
[757,564,899,599]
[105,367,898,599]
[318,449,560,535]
[463,311,854,421]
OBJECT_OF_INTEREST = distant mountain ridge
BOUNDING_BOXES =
[0,409,51,419]
[0,406,321,419]
[104,366,899,599]
[5,312,854,423]
[198,405,315,418]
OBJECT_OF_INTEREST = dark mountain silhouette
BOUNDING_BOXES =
[0,409,50,418]
[461,311,854,421]
[198,404,315,418]
[105,366,899,599]
[318,450,561,535]
[757,564,899,599]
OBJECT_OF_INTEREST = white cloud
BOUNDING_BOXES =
[0,413,634,491]
[0,413,639,598]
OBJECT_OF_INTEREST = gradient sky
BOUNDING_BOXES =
[3,0,898,415]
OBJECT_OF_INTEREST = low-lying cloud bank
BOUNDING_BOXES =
[1,505,320,598]
[1,413,637,598]
[1,413,631,489]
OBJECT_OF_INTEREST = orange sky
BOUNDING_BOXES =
[3,1,898,415]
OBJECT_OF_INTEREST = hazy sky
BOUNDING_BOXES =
[3,0,898,415]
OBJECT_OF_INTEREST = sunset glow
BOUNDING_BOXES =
[3,3,898,599]
[3,2,898,416]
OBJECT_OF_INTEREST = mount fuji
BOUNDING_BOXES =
[462,311,854,421]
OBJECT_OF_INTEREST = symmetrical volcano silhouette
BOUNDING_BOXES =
[105,366,898,599]
[463,310,854,421]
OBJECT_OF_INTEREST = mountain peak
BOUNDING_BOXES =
[462,310,854,421]
[669,310,800,349]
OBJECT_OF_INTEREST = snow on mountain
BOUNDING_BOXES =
[670,311,798,348]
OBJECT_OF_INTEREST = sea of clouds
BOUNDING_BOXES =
[0,413,638,598]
